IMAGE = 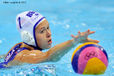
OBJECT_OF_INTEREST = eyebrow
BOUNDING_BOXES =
[39,23,49,31]
[40,27,45,30]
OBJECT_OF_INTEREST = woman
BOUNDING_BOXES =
[0,11,99,68]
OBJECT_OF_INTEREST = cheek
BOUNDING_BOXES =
[36,35,43,43]
[36,34,46,45]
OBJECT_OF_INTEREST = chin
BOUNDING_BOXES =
[42,45,51,49]
[46,44,52,49]
[47,45,51,49]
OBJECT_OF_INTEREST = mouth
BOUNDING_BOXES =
[48,39,52,44]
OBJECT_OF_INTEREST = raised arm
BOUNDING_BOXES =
[46,29,99,62]
[9,29,99,65]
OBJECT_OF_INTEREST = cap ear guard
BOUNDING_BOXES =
[21,31,35,46]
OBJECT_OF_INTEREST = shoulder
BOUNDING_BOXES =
[6,42,23,55]
[14,49,48,63]
[18,49,43,55]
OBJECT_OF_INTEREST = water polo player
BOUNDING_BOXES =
[0,11,99,68]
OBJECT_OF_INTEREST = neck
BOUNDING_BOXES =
[21,42,35,50]
[21,42,42,51]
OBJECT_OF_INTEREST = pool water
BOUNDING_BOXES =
[0,0,114,76]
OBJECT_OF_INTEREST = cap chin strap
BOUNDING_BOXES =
[23,42,42,51]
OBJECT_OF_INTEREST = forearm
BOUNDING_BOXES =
[46,39,79,61]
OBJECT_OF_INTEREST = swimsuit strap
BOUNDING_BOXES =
[5,47,28,64]
[0,43,28,68]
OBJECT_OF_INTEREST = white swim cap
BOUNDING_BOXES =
[16,11,45,47]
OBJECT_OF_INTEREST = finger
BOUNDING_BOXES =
[89,31,95,35]
[86,29,90,33]
[84,29,90,36]
[78,31,81,34]
[71,34,76,38]
[87,29,90,32]
[78,31,81,36]
[87,38,99,43]
[71,34,78,38]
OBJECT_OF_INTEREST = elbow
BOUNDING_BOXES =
[45,50,62,62]
[48,58,60,62]
[51,58,60,62]
[47,53,61,62]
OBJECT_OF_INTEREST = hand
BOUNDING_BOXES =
[71,29,99,44]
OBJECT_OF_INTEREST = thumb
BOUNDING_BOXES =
[71,34,75,38]
[87,38,99,43]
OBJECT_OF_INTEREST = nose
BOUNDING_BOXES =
[46,30,51,38]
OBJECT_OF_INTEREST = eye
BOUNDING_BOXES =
[40,29,45,33]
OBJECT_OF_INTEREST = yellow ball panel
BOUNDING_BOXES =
[83,57,106,75]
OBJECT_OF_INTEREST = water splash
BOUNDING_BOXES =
[15,64,56,76]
